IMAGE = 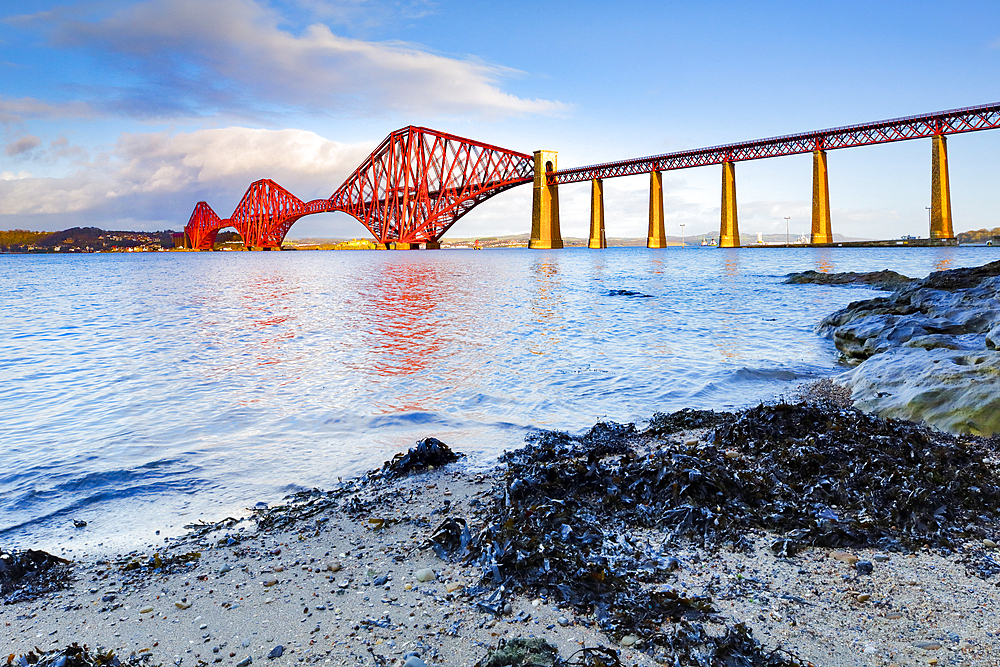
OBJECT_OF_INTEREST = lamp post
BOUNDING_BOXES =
[926,206,931,237]
[679,223,685,248]
[784,217,790,246]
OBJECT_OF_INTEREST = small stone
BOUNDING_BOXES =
[620,635,639,647]
[267,645,284,659]
[855,561,874,575]
[445,582,462,593]
[175,601,191,610]
[723,449,740,460]
[415,568,435,582]
[219,564,232,574]
[199,624,208,630]
[402,658,426,667]
[262,576,278,587]
[855,594,871,603]
[984,539,998,549]
[831,551,859,565]
[913,641,942,650]
[872,554,890,562]
[140,607,154,614]
[373,574,388,586]
[557,616,570,627]
[885,612,903,620]
[403,583,412,591]
[236,657,252,667]
[325,561,342,572]
[273,566,285,573]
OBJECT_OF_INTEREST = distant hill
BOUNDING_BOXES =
[0,227,178,252]
[957,227,1000,244]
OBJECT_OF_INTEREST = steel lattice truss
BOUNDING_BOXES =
[329,126,533,244]
[552,102,1000,185]
[183,126,533,249]
[186,201,224,250]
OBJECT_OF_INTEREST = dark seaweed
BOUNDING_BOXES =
[1,549,72,604]
[645,409,734,436]
[7,643,157,667]
[374,437,464,480]
[456,403,999,663]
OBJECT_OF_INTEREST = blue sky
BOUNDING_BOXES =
[2,0,1000,240]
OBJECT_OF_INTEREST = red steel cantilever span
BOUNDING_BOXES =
[549,101,1000,184]
[183,126,534,250]
[330,126,533,246]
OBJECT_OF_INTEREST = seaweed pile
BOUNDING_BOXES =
[1,549,72,604]
[433,402,999,661]
[475,638,622,667]
[371,437,464,481]
[7,643,155,667]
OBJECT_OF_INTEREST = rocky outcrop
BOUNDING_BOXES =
[785,268,913,290]
[812,260,1000,436]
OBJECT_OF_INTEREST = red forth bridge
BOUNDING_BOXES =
[180,102,1000,251]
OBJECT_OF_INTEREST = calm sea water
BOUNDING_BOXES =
[1,245,995,555]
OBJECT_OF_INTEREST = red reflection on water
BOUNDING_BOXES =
[360,259,447,380]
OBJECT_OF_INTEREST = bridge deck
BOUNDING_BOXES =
[550,102,1000,184]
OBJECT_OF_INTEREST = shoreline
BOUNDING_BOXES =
[4,400,1000,667]
[6,260,1000,666]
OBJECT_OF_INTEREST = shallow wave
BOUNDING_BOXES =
[0,246,990,551]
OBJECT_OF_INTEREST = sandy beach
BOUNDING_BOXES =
[4,407,1000,667]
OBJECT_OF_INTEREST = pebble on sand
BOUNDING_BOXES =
[262,576,278,587]
[914,641,942,650]
[267,645,284,659]
[831,551,859,565]
[415,568,436,582]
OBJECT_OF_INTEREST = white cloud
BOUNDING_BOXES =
[0,126,373,219]
[50,0,564,120]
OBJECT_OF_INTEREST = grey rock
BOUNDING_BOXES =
[402,658,426,667]
[557,616,570,626]
[236,657,252,667]
[267,646,284,659]
[855,561,874,575]
[814,262,1000,436]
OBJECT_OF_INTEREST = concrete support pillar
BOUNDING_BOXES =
[529,150,563,249]
[719,161,740,248]
[647,171,667,248]
[424,242,441,250]
[589,178,607,249]
[811,149,833,244]
[931,135,954,239]
[391,242,420,250]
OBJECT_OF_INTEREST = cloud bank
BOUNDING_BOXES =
[49,0,563,120]
[0,127,373,224]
